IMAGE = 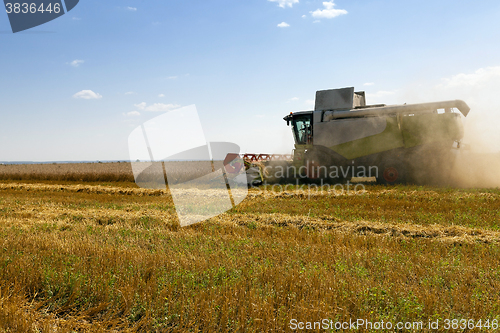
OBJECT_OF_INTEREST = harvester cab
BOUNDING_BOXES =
[284,87,470,184]
[288,112,313,145]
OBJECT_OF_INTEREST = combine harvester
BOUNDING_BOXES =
[229,87,470,185]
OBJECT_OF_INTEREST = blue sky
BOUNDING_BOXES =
[1,0,500,161]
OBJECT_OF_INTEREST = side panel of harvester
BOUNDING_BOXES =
[319,112,464,160]
[315,116,403,160]
[401,113,463,148]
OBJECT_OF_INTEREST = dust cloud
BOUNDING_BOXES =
[449,111,500,188]
[440,68,500,188]
[389,67,500,188]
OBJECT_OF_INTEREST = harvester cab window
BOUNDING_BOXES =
[292,115,312,145]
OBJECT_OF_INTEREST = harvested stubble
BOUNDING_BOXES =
[0,181,500,332]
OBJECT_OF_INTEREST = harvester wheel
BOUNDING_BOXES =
[262,161,290,184]
[377,161,406,185]
[304,150,324,181]
[304,148,348,183]
[405,144,456,185]
[307,160,321,180]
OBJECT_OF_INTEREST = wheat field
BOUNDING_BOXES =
[0,162,134,182]
[0,163,499,332]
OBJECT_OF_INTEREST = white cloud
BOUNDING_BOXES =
[268,0,299,8]
[366,90,395,98]
[364,82,375,86]
[288,97,299,102]
[302,15,307,18]
[158,94,165,98]
[436,67,500,89]
[277,22,290,28]
[134,102,147,110]
[167,76,178,80]
[431,66,500,113]
[73,90,102,100]
[311,1,347,19]
[365,90,397,104]
[430,66,500,153]
[144,103,181,112]
[134,102,180,112]
[70,59,84,67]
[126,7,137,11]
[125,91,136,95]
[126,111,141,117]
[305,99,315,107]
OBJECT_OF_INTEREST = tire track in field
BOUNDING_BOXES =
[2,182,499,243]
[215,213,500,244]
[2,182,499,200]
[0,182,167,196]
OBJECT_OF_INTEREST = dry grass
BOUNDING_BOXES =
[0,171,500,331]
